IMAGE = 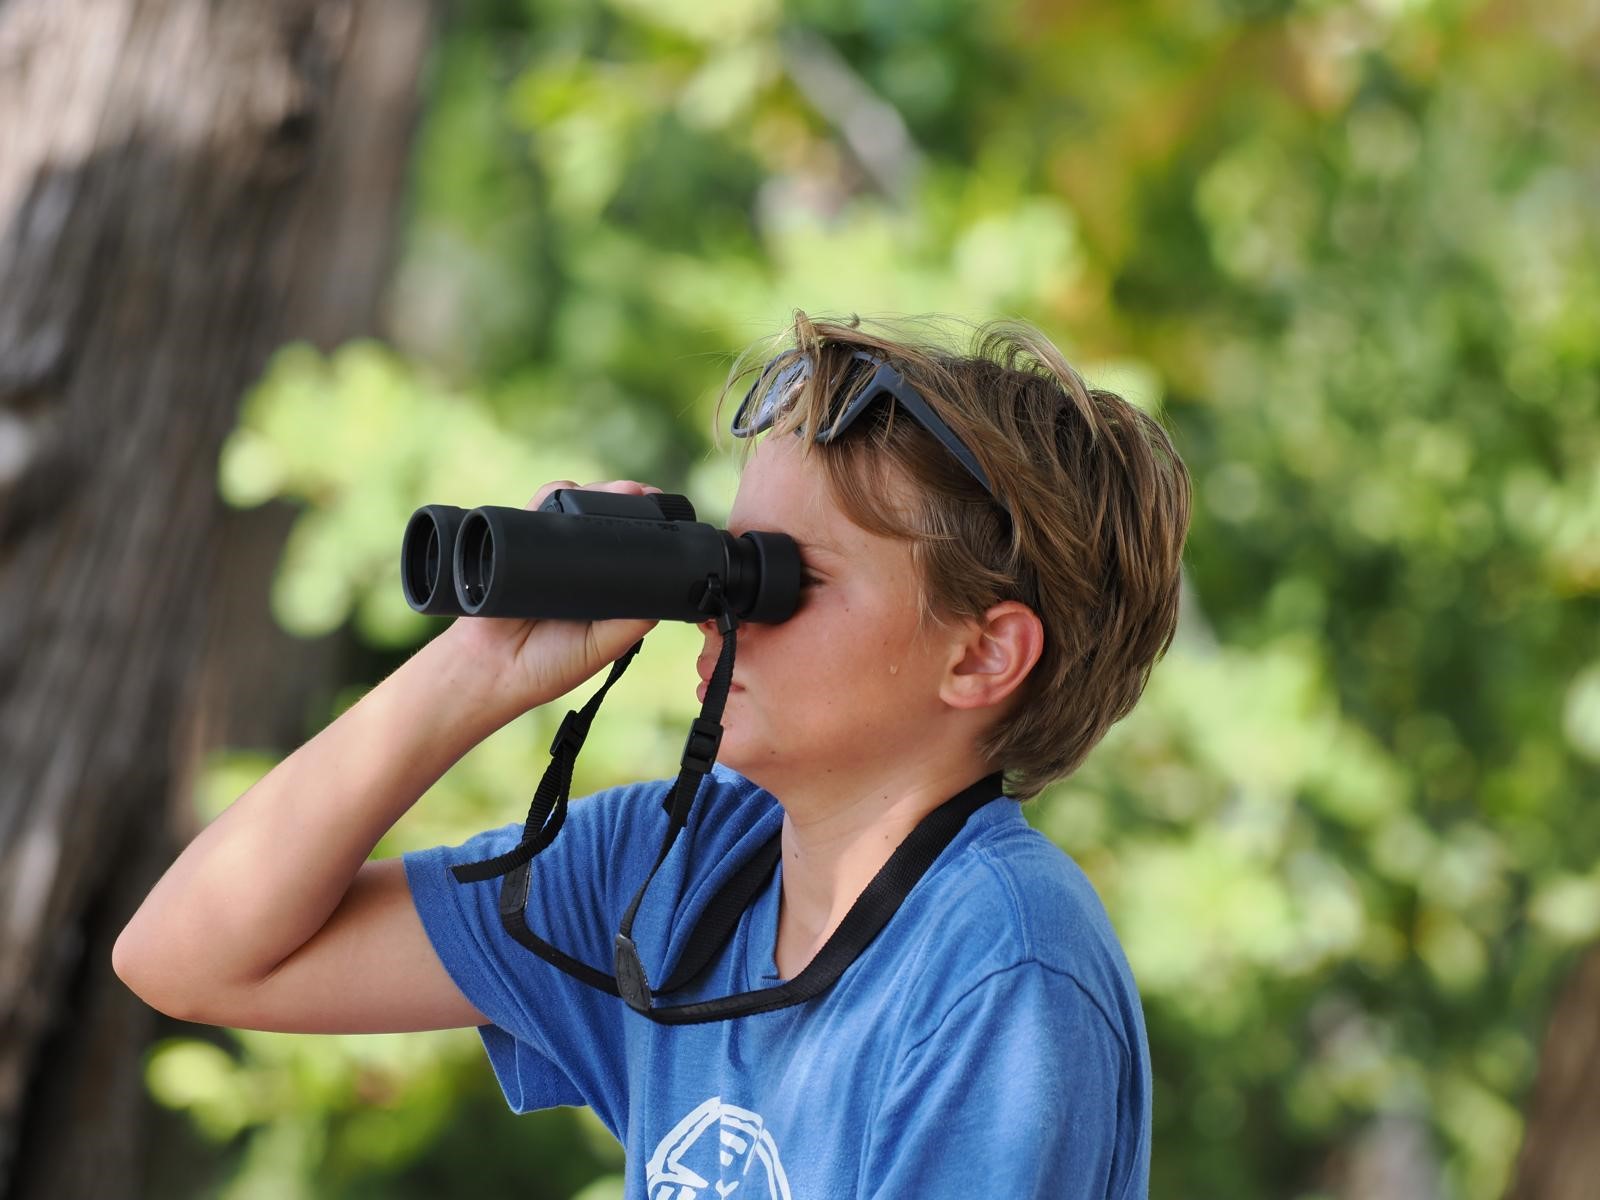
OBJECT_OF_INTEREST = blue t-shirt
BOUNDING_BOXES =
[404,763,1151,1198]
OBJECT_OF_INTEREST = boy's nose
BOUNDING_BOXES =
[697,616,748,649]
[697,617,721,653]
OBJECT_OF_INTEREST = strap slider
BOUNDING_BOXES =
[680,717,723,774]
[548,710,584,757]
[695,577,739,636]
[497,863,532,919]
[614,934,651,1013]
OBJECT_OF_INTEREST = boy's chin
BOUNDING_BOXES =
[711,740,766,786]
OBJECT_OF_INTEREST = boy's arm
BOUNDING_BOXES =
[112,625,524,1030]
[113,477,661,1032]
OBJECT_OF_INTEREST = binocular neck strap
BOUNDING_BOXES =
[446,642,643,887]
[493,766,1003,1026]
[450,578,1005,1024]
[451,578,740,889]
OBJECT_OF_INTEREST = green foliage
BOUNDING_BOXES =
[143,1029,623,1199]
[171,0,1600,1197]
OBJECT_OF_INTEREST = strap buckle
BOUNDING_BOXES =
[680,716,723,775]
[614,934,651,1014]
[497,862,533,919]
[548,710,584,757]
[695,577,739,636]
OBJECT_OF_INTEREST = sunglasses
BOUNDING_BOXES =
[731,349,1012,522]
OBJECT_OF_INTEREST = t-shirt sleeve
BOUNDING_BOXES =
[862,961,1149,1200]
[402,786,636,1127]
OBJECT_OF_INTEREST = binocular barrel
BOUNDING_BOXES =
[401,490,801,625]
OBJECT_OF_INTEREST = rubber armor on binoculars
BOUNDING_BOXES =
[399,488,801,625]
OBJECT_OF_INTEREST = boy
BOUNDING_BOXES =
[115,313,1191,1198]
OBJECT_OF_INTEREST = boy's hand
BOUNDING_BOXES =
[436,479,664,718]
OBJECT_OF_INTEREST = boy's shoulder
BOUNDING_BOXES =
[893,795,1146,1052]
[946,799,1126,964]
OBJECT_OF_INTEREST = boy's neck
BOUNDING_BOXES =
[769,762,996,979]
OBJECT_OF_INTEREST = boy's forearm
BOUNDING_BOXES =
[115,629,523,1000]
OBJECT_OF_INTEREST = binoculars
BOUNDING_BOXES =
[400,488,802,625]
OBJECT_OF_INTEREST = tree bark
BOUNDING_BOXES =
[0,2,436,1196]
[1508,943,1600,1200]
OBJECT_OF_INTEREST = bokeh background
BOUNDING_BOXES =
[2,1,1596,1198]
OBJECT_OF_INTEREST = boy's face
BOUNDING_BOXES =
[698,433,978,794]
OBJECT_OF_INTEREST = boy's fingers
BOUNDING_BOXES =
[526,479,661,510]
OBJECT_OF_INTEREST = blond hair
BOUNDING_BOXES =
[713,312,1192,800]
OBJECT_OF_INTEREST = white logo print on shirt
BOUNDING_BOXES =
[645,1097,793,1200]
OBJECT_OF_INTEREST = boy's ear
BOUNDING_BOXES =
[939,601,1044,712]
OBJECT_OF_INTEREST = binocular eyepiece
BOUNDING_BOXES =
[400,489,802,625]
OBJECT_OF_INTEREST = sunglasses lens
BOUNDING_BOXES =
[734,355,810,436]
[814,356,880,441]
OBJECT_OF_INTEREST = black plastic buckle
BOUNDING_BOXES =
[548,710,584,757]
[679,717,723,774]
[497,862,532,920]
[614,934,651,1013]
[696,575,726,614]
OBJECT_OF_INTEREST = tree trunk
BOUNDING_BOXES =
[0,2,437,1196]
[1508,943,1600,1200]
